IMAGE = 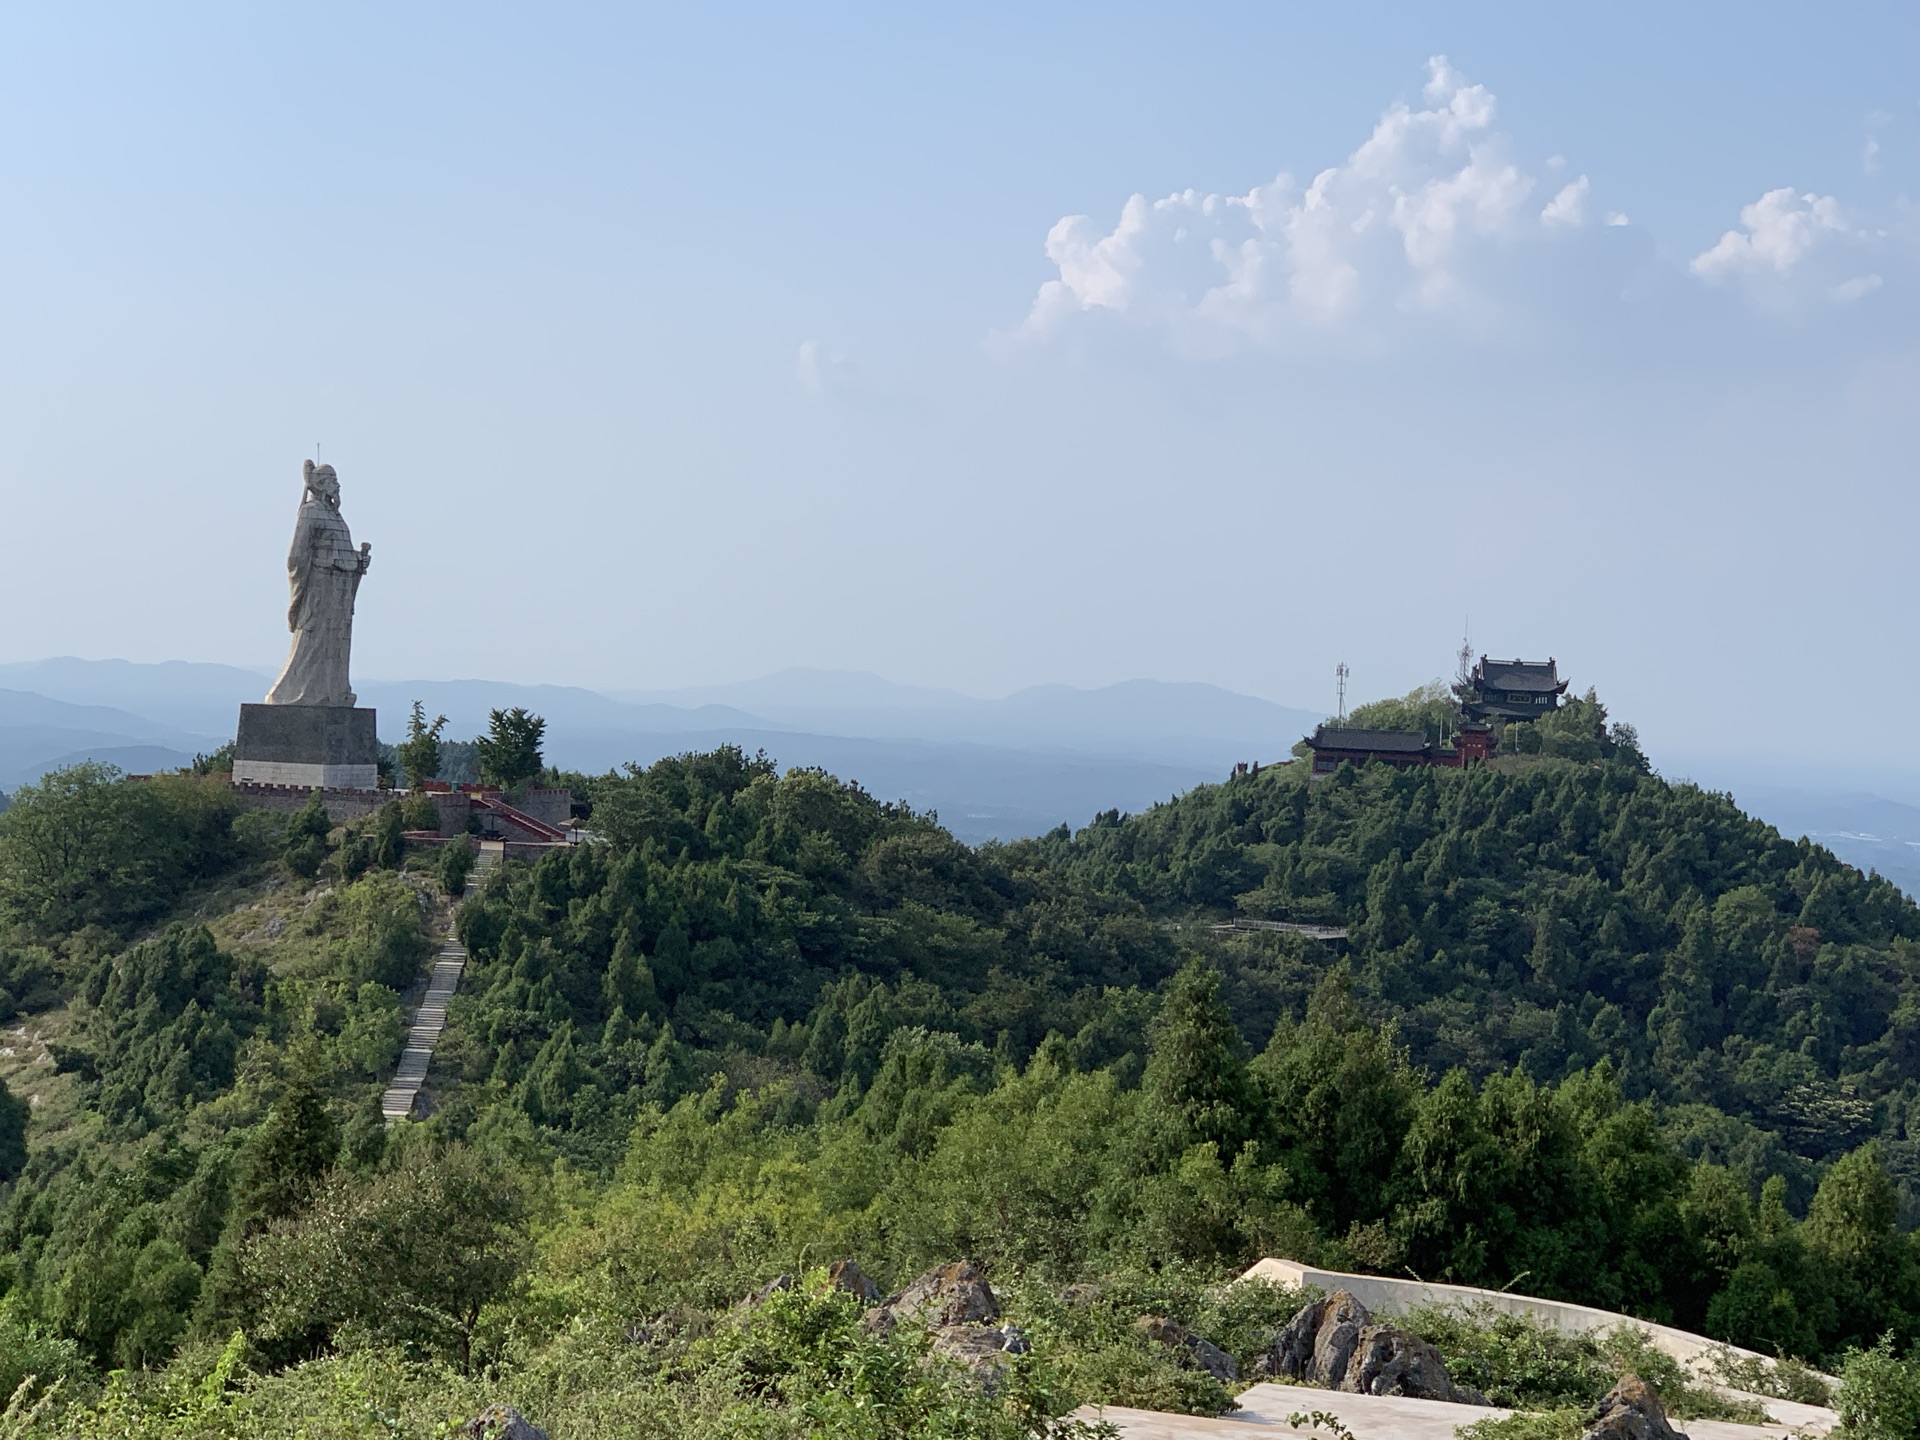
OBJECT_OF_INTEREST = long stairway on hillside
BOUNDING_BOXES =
[380,841,501,1125]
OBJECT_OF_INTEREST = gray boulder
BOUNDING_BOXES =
[864,1260,1000,1335]
[1135,1315,1239,1382]
[1260,1289,1372,1386]
[469,1406,548,1440]
[1257,1291,1484,1405]
[1584,1374,1689,1440]
[1345,1323,1484,1403]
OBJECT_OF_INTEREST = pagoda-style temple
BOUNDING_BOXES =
[1454,656,1569,723]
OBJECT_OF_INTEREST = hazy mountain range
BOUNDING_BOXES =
[0,660,1323,842]
[3,657,1919,893]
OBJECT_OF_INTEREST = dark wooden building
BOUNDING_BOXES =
[1306,726,1434,776]
[1306,722,1499,777]
[1454,656,1569,723]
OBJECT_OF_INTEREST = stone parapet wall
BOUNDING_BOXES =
[427,789,472,837]
[503,840,567,863]
[513,787,574,826]
[229,781,390,823]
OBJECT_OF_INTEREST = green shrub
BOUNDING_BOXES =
[1008,1272,1238,1417]
[1837,1336,1920,1440]
[438,842,474,898]
[1456,1410,1586,1440]
[1703,1346,1835,1407]
[1403,1305,1611,1410]
[1596,1328,1768,1424]
[282,790,332,877]
[333,872,429,991]
[0,1298,98,1409]
[401,791,440,833]
[1403,1307,1770,1424]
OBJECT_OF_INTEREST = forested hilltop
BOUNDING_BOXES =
[5,693,1920,1437]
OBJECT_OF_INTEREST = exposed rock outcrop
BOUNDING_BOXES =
[1583,1374,1689,1440]
[864,1260,1000,1335]
[1344,1323,1482,1403]
[1256,1290,1485,1404]
[1135,1315,1239,1382]
[827,1259,881,1302]
[1260,1289,1372,1386]
[469,1406,549,1440]
[929,1323,1031,1392]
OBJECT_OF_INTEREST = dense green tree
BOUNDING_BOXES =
[475,707,547,790]
[0,1075,27,1182]
[396,701,450,789]
[283,788,332,877]
[334,871,430,990]
[438,839,474,896]
[1135,960,1258,1163]
[243,1144,525,1367]
[0,765,241,934]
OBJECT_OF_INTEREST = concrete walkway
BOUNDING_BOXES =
[1077,1381,1834,1440]
[379,842,500,1124]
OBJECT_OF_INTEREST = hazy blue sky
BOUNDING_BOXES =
[1,3,1913,767]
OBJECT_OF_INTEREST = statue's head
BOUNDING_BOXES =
[302,458,341,507]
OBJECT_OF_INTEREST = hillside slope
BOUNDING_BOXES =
[5,723,1920,1434]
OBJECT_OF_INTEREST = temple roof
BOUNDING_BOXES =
[1308,726,1431,753]
[1469,657,1566,693]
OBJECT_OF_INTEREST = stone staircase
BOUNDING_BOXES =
[379,841,501,1125]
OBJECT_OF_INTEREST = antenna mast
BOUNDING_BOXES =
[1336,662,1349,723]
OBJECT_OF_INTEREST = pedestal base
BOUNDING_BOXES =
[232,703,378,790]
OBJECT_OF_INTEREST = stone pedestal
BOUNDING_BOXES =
[232,703,379,789]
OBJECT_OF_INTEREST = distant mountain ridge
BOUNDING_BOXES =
[6,657,1918,889]
[0,686,222,791]
[0,659,1318,840]
[613,668,1329,764]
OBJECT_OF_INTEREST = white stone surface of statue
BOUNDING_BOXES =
[265,460,372,707]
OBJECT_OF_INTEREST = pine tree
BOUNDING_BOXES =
[0,1076,27,1182]
[396,701,449,790]
[1139,959,1258,1163]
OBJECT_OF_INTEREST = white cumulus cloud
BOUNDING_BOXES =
[1690,188,1848,282]
[1541,176,1590,228]
[1688,187,1892,306]
[1017,56,1604,348]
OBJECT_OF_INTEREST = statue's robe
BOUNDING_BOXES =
[265,497,364,706]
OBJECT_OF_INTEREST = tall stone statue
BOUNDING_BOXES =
[265,460,371,706]
[231,460,380,790]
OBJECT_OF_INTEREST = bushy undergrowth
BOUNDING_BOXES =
[1456,1410,1587,1440]
[1836,1336,1920,1440]
[1405,1304,1768,1423]
[1704,1346,1835,1406]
